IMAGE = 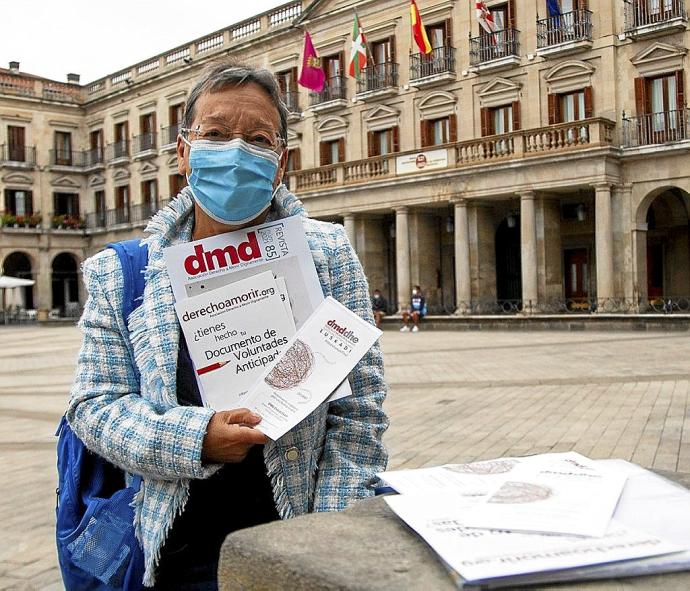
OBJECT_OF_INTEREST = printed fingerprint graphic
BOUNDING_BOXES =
[444,459,517,475]
[264,339,314,390]
[488,481,553,504]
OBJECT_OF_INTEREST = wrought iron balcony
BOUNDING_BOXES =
[356,62,399,95]
[625,0,687,34]
[85,147,105,167]
[309,76,347,107]
[622,109,690,147]
[537,10,593,50]
[106,140,130,162]
[86,200,168,230]
[49,150,86,167]
[281,91,300,114]
[133,132,157,154]
[161,124,181,146]
[0,145,36,166]
[410,46,456,81]
[469,28,520,67]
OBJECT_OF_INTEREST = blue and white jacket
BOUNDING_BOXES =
[67,186,389,586]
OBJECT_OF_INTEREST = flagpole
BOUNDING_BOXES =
[352,8,374,74]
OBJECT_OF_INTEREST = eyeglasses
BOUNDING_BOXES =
[180,124,286,152]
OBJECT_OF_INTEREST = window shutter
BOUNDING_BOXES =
[445,18,453,47]
[634,77,647,116]
[389,36,396,64]
[367,131,376,157]
[420,120,429,148]
[480,107,490,136]
[676,70,685,109]
[512,101,521,131]
[548,93,560,125]
[449,114,458,142]
[392,126,400,152]
[584,86,594,118]
[319,141,329,166]
[26,191,33,216]
[507,0,516,29]
[293,147,301,170]
[337,138,345,162]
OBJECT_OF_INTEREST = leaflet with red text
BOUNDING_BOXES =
[244,296,382,440]
[163,215,352,402]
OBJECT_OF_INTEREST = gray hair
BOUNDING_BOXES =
[182,62,289,142]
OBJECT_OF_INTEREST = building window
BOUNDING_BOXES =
[114,121,129,158]
[139,113,156,151]
[286,148,301,172]
[549,87,593,124]
[167,103,184,144]
[367,127,400,156]
[54,131,72,165]
[169,174,186,197]
[94,190,106,227]
[276,68,299,112]
[481,102,521,135]
[426,20,452,49]
[319,139,345,165]
[635,71,685,139]
[7,125,26,162]
[421,115,457,147]
[323,53,345,99]
[115,185,130,223]
[53,193,80,216]
[89,129,104,164]
[141,179,158,208]
[4,189,33,216]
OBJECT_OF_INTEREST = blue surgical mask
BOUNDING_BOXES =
[184,138,281,225]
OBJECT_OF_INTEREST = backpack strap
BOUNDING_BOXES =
[107,239,149,320]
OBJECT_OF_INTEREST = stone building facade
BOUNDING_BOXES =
[1,0,689,318]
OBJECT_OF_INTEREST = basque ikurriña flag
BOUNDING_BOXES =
[410,0,432,54]
[298,30,326,92]
[348,14,368,78]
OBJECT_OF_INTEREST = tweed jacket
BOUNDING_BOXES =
[67,186,389,586]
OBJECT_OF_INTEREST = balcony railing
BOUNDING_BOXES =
[410,46,456,81]
[133,132,157,154]
[537,10,593,48]
[161,124,181,146]
[0,145,36,165]
[625,0,687,31]
[287,118,615,192]
[85,147,105,167]
[282,91,300,114]
[622,109,690,147]
[356,62,399,94]
[106,140,130,162]
[470,28,520,66]
[49,150,86,167]
[86,199,170,230]
[309,76,347,106]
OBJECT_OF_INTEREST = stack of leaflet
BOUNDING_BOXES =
[378,452,690,589]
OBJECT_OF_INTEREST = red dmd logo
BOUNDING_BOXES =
[184,231,262,275]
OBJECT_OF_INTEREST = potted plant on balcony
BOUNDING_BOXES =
[14,215,26,228]
[1,213,17,228]
[29,213,42,228]
[52,214,66,229]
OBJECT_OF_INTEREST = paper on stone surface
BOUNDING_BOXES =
[245,296,381,440]
[174,271,296,410]
[459,452,628,537]
[384,494,683,585]
[163,215,352,401]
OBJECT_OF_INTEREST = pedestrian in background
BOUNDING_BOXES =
[371,289,388,329]
[401,285,426,333]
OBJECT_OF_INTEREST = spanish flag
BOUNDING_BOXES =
[410,0,432,55]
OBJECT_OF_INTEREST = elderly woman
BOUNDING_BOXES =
[67,63,388,589]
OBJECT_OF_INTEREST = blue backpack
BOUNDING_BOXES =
[56,239,149,590]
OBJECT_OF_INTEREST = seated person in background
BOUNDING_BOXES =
[401,286,426,333]
[371,289,388,329]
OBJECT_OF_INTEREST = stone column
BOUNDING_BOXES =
[453,199,471,314]
[520,190,538,312]
[594,182,614,305]
[36,249,52,319]
[343,213,356,251]
[395,206,411,314]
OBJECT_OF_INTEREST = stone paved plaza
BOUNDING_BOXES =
[1,325,689,589]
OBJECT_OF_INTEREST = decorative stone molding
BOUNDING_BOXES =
[112,109,130,121]
[1,172,33,186]
[544,60,595,94]
[166,155,179,169]
[271,53,299,70]
[315,36,347,57]
[420,0,453,22]
[48,119,79,129]
[630,42,688,77]
[50,175,81,188]
[316,115,349,141]
[139,162,159,177]
[364,104,400,131]
[113,168,131,182]
[364,18,399,41]
[478,77,521,107]
[88,174,106,187]
[136,100,157,113]
[165,90,187,102]
[417,91,457,120]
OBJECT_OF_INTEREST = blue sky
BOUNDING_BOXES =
[2,0,289,83]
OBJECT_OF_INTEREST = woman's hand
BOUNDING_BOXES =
[201,408,269,463]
